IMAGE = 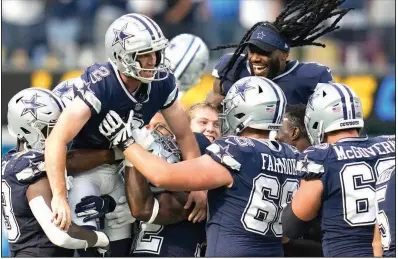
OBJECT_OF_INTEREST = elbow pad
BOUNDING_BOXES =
[282,203,314,239]
[29,196,89,249]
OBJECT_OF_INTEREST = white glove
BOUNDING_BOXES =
[105,196,136,229]
[99,110,135,151]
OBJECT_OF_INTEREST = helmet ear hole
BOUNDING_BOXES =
[234,113,245,119]
[20,127,31,134]
[312,122,319,129]
[258,87,263,94]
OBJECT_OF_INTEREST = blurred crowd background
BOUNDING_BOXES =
[2,0,396,74]
[1,1,396,256]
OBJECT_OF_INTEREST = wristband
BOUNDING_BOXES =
[147,198,159,224]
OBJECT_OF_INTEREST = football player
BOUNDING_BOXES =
[45,13,202,239]
[282,83,396,256]
[186,102,221,143]
[207,0,352,107]
[373,166,396,257]
[165,33,209,95]
[2,88,110,257]
[98,76,302,256]
[126,130,210,256]
[275,104,323,257]
[276,104,310,153]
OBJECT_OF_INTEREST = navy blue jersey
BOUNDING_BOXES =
[131,133,210,257]
[297,135,396,257]
[205,136,300,256]
[1,149,71,256]
[53,62,178,149]
[212,54,333,104]
[376,166,396,257]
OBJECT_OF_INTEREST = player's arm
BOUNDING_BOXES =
[124,144,232,191]
[45,97,91,230]
[26,177,109,250]
[372,224,383,257]
[282,179,322,238]
[205,78,225,108]
[66,149,120,174]
[125,166,190,225]
[162,100,200,161]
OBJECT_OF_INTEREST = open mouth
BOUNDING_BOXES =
[205,134,215,142]
[252,64,268,75]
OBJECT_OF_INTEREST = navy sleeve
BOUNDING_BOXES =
[318,66,334,83]
[296,144,330,181]
[205,137,246,172]
[73,64,113,115]
[211,54,233,79]
[194,133,211,155]
[161,73,179,109]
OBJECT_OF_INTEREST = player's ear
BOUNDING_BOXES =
[291,127,300,141]
[280,51,289,62]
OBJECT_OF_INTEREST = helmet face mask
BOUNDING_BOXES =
[305,83,364,145]
[149,130,181,165]
[220,76,287,136]
[105,14,171,83]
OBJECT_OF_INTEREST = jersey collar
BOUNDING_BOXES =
[336,135,369,143]
[109,61,151,103]
[272,60,299,80]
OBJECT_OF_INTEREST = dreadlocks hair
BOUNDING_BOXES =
[211,0,353,86]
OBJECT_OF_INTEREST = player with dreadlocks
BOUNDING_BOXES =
[207,0,353,108]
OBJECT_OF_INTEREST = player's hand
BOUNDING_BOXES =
[51,194,72,232]
[75,195,117,227]
[105,196,136,229]
[184,191,207,223]
[99,110,135,151]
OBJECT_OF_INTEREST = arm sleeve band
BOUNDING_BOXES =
[29,196,89,249]
[282,202,315,239]
[147,198,159,224]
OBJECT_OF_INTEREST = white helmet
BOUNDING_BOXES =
[105,13,170,83]
[305,83,364,145]
[7,88,64,152]
[165,34,209,91]
[220,76,287,136]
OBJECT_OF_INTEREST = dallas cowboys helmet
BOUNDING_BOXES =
[220,76,287,136]
[146,128,181,193]
[7,88,64,152]
[165,34,209,91]
[305,83,364,145]
[105,13,170,83]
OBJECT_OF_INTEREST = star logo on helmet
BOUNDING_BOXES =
[257,31,266,40]
[54,82,73,101]
[21,93,46,119]
[234,79,255,101]
[112,23,135,49]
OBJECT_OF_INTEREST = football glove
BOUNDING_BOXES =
[75,195,117,228]
[99,110,135,151]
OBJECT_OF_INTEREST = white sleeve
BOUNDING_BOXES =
[29,196,108,249]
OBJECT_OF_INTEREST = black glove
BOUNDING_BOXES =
[75,195,117,228]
